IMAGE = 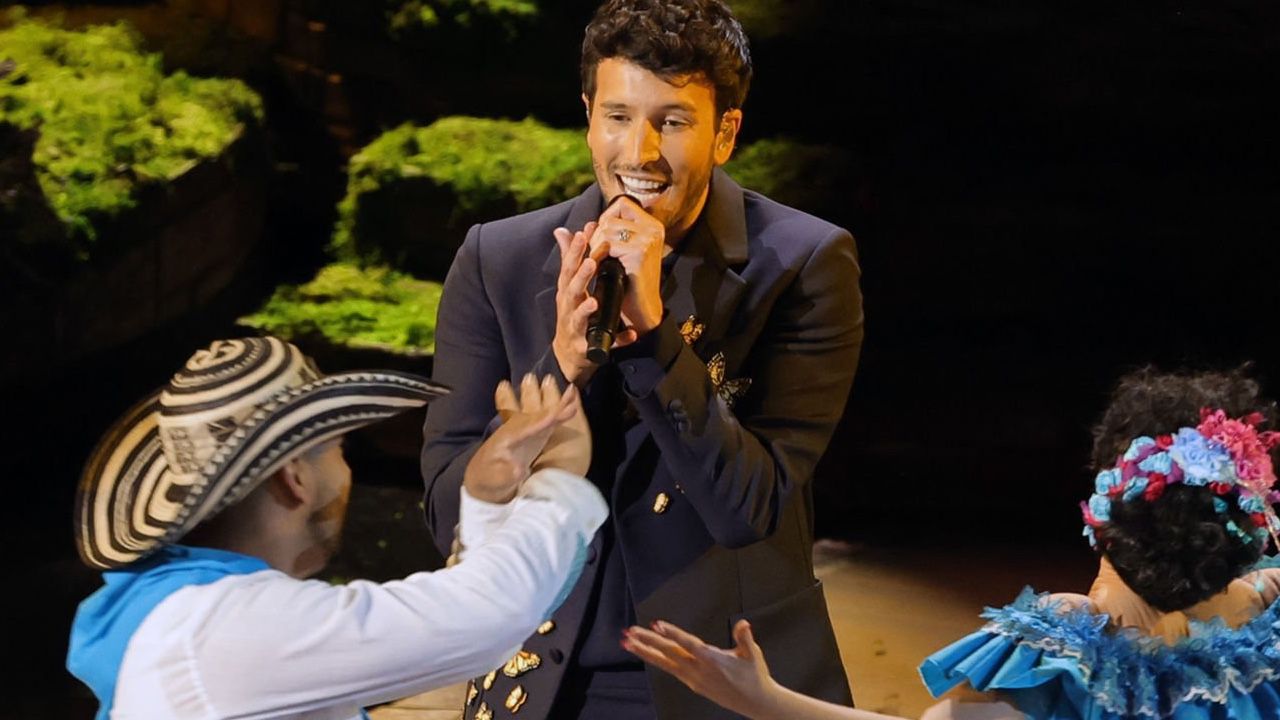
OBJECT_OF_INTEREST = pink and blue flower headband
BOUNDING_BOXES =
[1082,409,1280,549]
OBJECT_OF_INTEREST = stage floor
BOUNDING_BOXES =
[372,540,1097,719]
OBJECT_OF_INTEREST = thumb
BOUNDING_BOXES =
[732,619,760,660]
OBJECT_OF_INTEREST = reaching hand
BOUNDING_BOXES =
[623,619,776,719]
[463,375,580,503]
[528,374,591,477]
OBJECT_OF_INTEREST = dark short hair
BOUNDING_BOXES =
[581,0,752,116]
[1091,366,1276,612]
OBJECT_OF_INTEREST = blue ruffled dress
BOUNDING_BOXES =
[920,587,1280,719]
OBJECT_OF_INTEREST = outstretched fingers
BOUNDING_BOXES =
[494,379,518,422]
[652,621,714,659]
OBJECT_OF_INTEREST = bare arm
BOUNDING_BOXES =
[624,620,1022,720]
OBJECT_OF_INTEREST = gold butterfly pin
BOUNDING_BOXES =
[679,315,705,346]
[706,352,752,408]
[502,650,541,678]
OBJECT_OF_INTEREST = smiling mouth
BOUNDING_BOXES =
[617,175,670,204]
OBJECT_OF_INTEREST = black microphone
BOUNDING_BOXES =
[586,257,626,364]
[585,194,639,364]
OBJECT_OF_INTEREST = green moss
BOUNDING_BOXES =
[388,0,538,32]
[330,118,840,275]
[724,0,821,38]
[239,263,443,354]
[331,117,593,267]
[0,13,263,250]
[724,137,845,212]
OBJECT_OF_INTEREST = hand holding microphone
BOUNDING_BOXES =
[551,195,666,382]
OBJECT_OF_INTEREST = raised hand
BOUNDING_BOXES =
[463,374,580,503]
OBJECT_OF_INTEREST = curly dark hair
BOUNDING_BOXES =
[581,0,752,116]
[1090,366,1277,612]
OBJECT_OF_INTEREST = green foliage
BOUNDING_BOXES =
[724,0,821,38]
[388,0,538,32]
[239,263,443,354]
[0,13,263,250]
[331,117,593,268]
[724,137,845,212]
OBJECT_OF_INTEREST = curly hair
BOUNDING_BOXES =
[581,0,752,116]
[1090,366,1277,612]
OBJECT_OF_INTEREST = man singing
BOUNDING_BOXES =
[422,1,864,717]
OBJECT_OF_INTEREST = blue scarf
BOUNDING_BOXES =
[67,545,269,720]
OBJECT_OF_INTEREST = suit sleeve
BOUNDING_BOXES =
[420,223,508,556]
[614,228,863,548]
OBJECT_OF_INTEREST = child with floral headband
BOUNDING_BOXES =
[920,366,1280,718]
[622,367,1280,719]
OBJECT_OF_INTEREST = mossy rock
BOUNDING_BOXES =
[724,137,850,220]
[332,117,843,278]
[0,13,264,265]
[387,0,539,33]
[238,262,444,356]
[332,117,594,279]
[725,0,824,39]
[0,125,271,387]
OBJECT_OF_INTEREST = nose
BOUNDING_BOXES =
[621,118,661,167]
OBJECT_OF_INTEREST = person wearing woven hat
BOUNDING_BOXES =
[67,336,607,720]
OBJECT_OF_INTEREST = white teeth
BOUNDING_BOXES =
[619,176,665,194]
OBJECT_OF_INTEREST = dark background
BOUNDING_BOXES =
[3,0,1279,715]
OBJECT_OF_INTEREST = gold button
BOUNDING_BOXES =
[537,620,555,635]
[466,681,478,706]
[475,701,493,720]
[482,669,497,690]
[503,650,541,677]
[505,685,528,713]
[653,492,670,514]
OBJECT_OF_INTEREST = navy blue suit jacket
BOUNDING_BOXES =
[422,169,863,719]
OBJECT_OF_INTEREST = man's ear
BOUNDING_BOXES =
[582,92,593,123]
[264,460,307,509]
[714,109,743,165]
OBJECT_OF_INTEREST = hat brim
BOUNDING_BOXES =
[76,370,447,570]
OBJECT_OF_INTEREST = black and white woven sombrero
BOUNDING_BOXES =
[75,336,448,570]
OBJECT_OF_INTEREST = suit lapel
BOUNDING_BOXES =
[662,169,749,357]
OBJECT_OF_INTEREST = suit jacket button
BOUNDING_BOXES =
[586,545,598,564]
[653,492,670,514]
[549,648,565,664]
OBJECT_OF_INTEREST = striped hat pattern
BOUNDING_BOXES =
[75,336,447,569]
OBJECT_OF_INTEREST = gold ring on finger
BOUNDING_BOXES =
[618,228,631,243]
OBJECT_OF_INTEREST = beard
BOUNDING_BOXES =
[295,496,347,575]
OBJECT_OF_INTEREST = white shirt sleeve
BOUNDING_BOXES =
[457,484,515,560]
[114,468,606,720]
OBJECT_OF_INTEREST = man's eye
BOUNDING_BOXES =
[663,119,687,128]
[607,114,628,123]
